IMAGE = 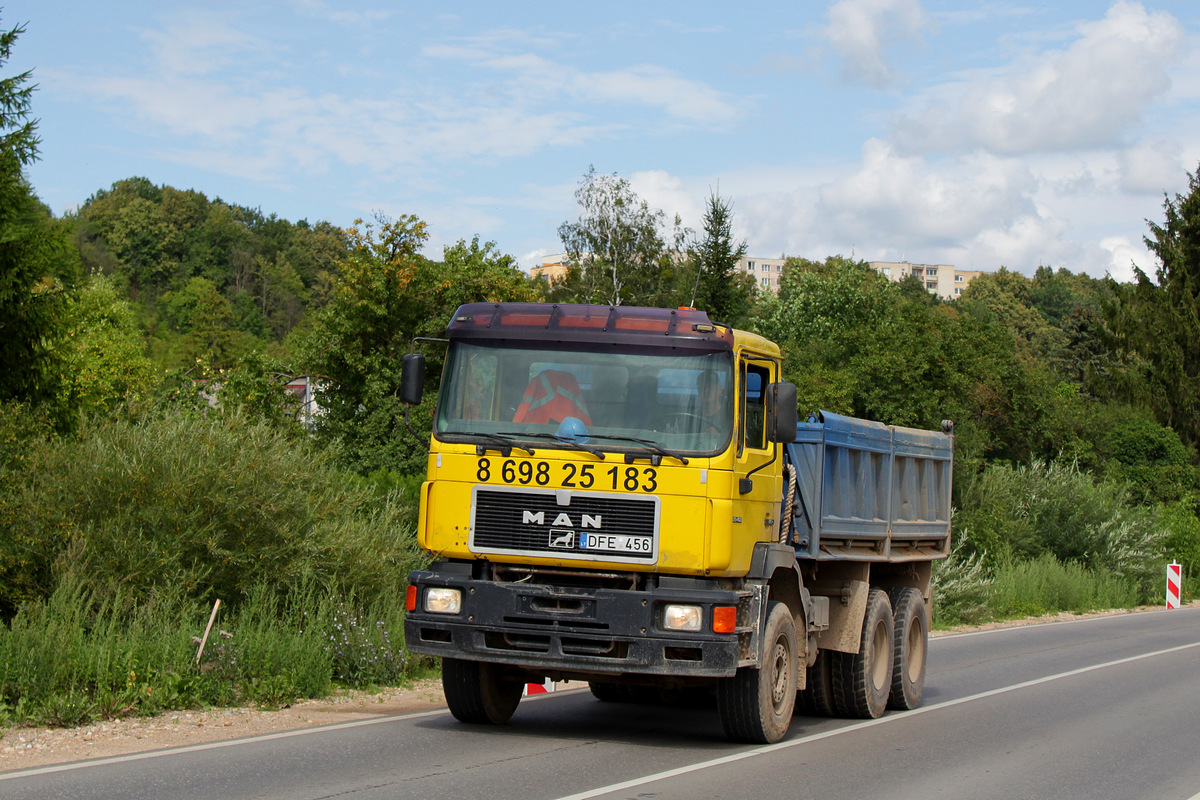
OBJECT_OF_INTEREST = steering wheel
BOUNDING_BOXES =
[665,412,706,433]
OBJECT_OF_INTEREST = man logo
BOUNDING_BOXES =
[549,529,575,549]
[523,510,602,529]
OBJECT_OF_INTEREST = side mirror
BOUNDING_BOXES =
[400,353,426,405]
[766,381,798,443]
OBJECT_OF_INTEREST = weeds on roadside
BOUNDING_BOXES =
[327,597,408,686]
[0,576,420,730]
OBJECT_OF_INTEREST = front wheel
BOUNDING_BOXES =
[442,658,523,724]
[717,601,798,743]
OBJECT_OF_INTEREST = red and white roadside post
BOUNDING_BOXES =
[1166,562,1182,609]
[524,679,555,696]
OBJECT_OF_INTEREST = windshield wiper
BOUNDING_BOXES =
[442,430,534,457]
[586,434,689,465]
[496,431,606,459]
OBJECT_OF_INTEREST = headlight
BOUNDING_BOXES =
[424,587,462,614]
[662,604,702,632]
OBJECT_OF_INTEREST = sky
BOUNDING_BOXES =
[7,1,1200,282]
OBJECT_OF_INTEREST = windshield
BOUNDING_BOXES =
[436,341,734,455]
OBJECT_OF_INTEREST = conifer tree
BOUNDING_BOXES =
[1103,165,1200,448]
[689,190,753,326]
[0,20,80,425]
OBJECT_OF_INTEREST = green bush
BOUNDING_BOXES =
[1100,415,1198,505]
[953,459,1164,597]
[1161,494,1200,597]
[931,542,993,625]
[0,411,427,614]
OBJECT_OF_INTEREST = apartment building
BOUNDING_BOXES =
[531,252,571,283]
[868,261,985,300]
[737,257,787,292]
[535,253,986,301]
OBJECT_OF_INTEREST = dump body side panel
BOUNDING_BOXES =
[785,411,952,563]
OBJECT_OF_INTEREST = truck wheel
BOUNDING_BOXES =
[796,648,835,717]
[442,658,523,724]
[886,586,929,710]
[831,587,893,719]
[589,681,627,702]
[717,601,798,744]
[588,682,640,703]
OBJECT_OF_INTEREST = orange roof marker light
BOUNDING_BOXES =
[445,303,734,349]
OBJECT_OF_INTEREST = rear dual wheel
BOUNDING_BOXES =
[887,586,929,710]
[831,587,893,719]
[796,648,835,717]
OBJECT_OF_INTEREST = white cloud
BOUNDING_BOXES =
[699,141,1100,273]
[893,1,1186,155]
[1118,138,1184,194]
[818,139,1039,245]
[629,170,705,234]
[68,12,749,190]
[820,0,927,88]
[574,66,744,125]
[141,12,270,77]
[425,39,748,126]
[1101,235,1153,282]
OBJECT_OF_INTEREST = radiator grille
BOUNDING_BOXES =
[470,487,659,563]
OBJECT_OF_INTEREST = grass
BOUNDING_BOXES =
[988,554,1140,619]
[933,550,1146,627]
[0,575,430,730]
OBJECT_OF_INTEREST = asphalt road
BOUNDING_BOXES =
[4,606,1200,800]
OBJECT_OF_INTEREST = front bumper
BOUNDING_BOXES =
[404,565,746,678]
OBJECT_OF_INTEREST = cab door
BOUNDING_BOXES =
[732,356,784,554]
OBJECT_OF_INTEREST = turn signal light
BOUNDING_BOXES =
[712,606,737,633]
[405,585,417,612]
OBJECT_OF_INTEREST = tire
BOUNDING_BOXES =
[590,682,705,706]
[796,648,835,717]
[441,658,523,724]
[886,586,929,710]
[588,682,658,704]
[717,601,798,744]
[588,681,633,703]
[830,587,893,719]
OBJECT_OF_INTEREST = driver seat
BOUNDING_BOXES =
[512,370,593,426]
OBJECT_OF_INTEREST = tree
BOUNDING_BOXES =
[59,275,158,416]
[555,167,680,306]
[436,235,540,324]
[303,217,542,475]
[159,276,249,370]
[1103,164,1200,448]
[957,267,1065,364]
[0,19,81,428]
[753,256,1044,463]
[687,189,754,325]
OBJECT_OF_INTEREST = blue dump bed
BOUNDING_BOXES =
[784,411,952,563]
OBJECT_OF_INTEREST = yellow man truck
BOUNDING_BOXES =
[401,302,952,743]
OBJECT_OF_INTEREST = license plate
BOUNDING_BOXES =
[579,533,653,553]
